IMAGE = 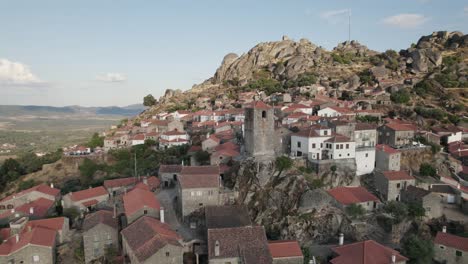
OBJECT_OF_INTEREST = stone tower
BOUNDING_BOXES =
[244,101,275,158]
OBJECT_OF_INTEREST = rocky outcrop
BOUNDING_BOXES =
[210,36,325,85]
[333,40,377,57]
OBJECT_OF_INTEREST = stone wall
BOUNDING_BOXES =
[0,244,55,264]
[83,223,118,263]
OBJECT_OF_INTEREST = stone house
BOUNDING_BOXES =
[434,230,468,264]
[268,240,304,264]
[375,144,401,171]
[0,184,61,216]
[374,171,415,201]
[377,123,416,148]
[327,186,380,212]
[104,177,139,197]
[158,164,182,188]
[83,210,119,263]
[432,125,463,145]
[62,186,109,211]
[204,205,252,230]
[244,101,275,158]
[330,240,408,264]
[147,120,184,134]
[208,225,273,264]
[123,188,161,224]
[24,217,70,244]
[121,216,184,264]
[401,185,442,219]
[0,217,57,264]
[103,136,120,152]
[177,166,221,222]
[202,135,221,152]
[210,142,240,166]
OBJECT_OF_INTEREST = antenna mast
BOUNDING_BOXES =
[348,9,351,42]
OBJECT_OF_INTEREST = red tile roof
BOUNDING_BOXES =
[385,122,416,132]
[82,199,99,207]
[376,144,399,154]
[434,232,468,252]
[121,216,182,262]
[248,101,272,109]
[15,197,55,218]
[268,240,303,259]
[146,176,160,190]
[123,188,160,217]
[382,171,414,181]
[104,177,138,189]
[159,164,183,173]
[330,240,408,264]
[0,226,56,256]
[179,166,220,189]
[132,134,146,140]
[327,186,379,205]
[83,210,118,231]
[162,130,187,136]
[325,134,352,143]
[26,217,67,232]
[0,184,60,203]
[70,186,108,202]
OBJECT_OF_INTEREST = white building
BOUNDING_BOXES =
[317,106,354,118]
[323,135,356,160]
[354,123,377,176]
[159,130,190,149]
[290,125,332,159]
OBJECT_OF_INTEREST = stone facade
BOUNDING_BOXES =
[375,146,401,171]
[178,186,220,220]
[244,103,275,158]
[377,125,414,148]
[434,243,467,264]
[272,256,304,264]
[83,223,119,263]
[127,206,159,225]
[122,237,183,264]
[374,172,415,201]
[0,244,55,264]
[401,186,443,219]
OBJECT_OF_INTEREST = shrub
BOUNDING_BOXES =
[383,201,408,224]
[408,202,426,219]
[18,179,36,191]
[402,234,434,264]
[419,163,437,177]
[346,204,366,219]
[413,80,433,97]
[285,72,317,88]
[390,89,410,104]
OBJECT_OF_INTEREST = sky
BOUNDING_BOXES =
[1,0,467,107]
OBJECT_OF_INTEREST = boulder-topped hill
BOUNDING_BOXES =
[140,31,467,121]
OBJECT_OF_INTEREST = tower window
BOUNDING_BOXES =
[262,111,266,118]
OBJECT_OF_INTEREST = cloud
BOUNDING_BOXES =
[96,72,127,83]
[464,6,468,15]
[319,9,350,24]
[0,58,43,86]
[382,13,429,29]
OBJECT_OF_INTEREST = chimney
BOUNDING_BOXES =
[214,240,220,257]
[160,207,165,223]
[143,177,148,185]
[391,254,396,263]
[10,208,15,214]
[339,233,344,246]
[50,183,54,189]
[29,207,34,215]
[442,226,447,233]
[457,184,461,190]
[15,234,19,243]
[113,203,117,219]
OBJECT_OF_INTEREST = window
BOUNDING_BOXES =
[396,183,401,188]
[320,143,323,148]
[191,191,195,196]
[94,247,100,257]
[262,111,267,118]
[346,144,349,149]
[166,252,170,257]
[456,250,462,257]
[312,143,316,148]
[197,191,202,196]
[144,210,148,214]
[336,145,339,149]
[347,153,350,156]
[199,203,204,206]
[439,245,445,249]
[324,130,328,135]
[365,153,369,157]
[297,151,302,157]
[297,142,301,148]
[208,190,214,196]
[33,256,40,263]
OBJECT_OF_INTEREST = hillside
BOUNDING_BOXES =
[139,31,467,127]
[0,104,146,117]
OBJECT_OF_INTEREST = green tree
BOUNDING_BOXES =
[194,150,210,165]
[18,179,37,191]
[78,158,104,186]
[143,94,157,107]
[383,201,408,224]
[390,89,410,104]
[419,163,436,177]
[346,204,365,219]
[407,202,426,219]
[87,132,104,148]
[402,234,434,264]
[275,156,293,176]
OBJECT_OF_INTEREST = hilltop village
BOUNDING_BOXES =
[0,31,467,264]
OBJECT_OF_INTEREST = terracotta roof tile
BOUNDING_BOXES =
[159,164,183,173]
[83,210,118,232]
[0,184,60,203]
[208,226,272,264]
[123,188,160,217]
[70,186,108,202]
[121,216,182,262]
[434,232,468,252]
[331,240,407,264]
[205,205,252,229]
[327,186,379,205]
[247,101,272,109]
[179,166,220,189]
[268,240,303,259]
[376,144,399,154]
[104,177,138,189]
[26,217,66,232]
[0,226,56,256]
[382,171,414,181]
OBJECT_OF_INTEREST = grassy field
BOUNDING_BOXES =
[0,116,121,155]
